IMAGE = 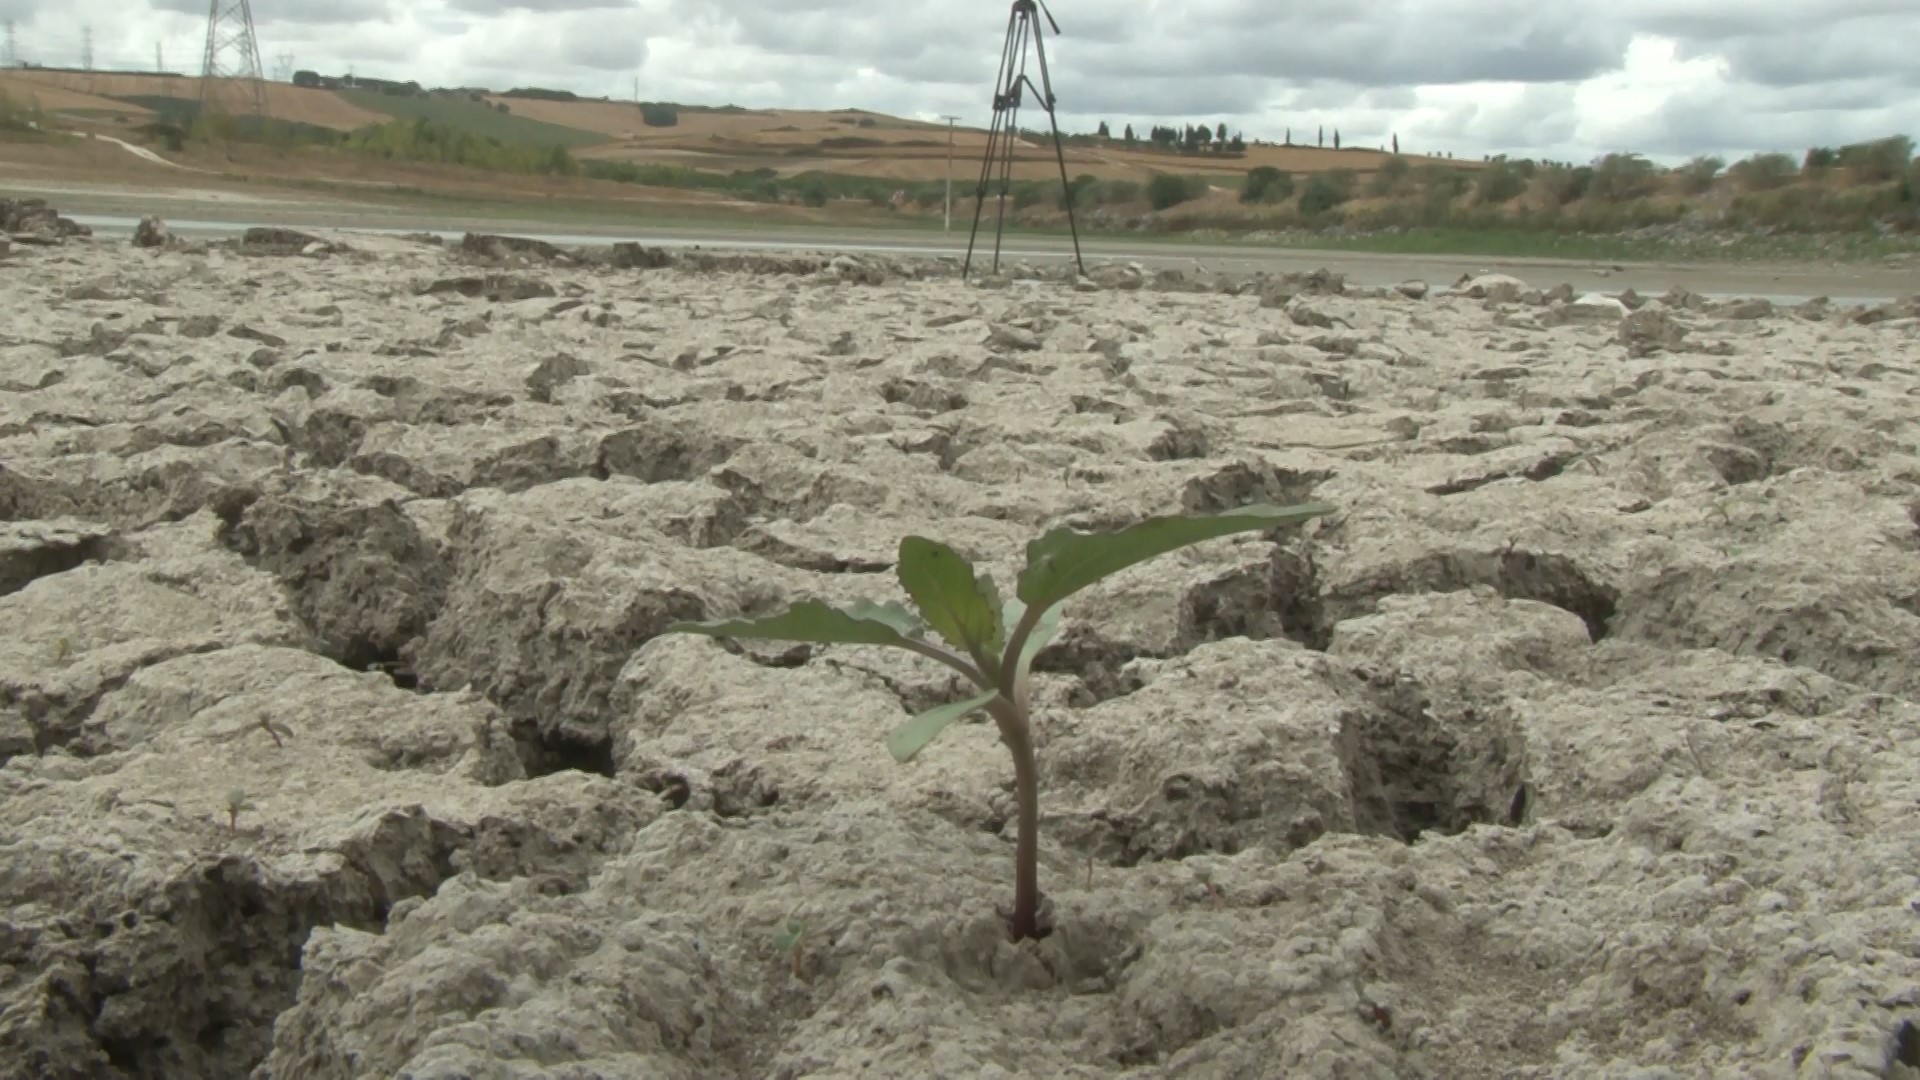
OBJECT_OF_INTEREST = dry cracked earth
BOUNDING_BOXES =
[2,213,1919,1079]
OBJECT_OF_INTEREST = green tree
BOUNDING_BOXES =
[1096,120,1110,138]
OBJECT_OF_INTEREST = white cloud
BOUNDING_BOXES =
[4,0,1915,165]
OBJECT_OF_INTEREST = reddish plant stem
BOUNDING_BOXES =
[1001,711,1042,941]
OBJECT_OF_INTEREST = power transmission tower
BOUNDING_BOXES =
[81,26,93,71]
[156,44,164,73]
[273,52,293,82]
[3,21,16,69]
[200,0,267,118]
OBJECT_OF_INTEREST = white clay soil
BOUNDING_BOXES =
[2,222,1919,1079]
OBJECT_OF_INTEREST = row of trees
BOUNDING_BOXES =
[1084,119,1377,156]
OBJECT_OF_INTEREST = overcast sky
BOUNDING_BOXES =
[5,0,1916,165]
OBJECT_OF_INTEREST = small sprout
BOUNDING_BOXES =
[226,788,253,833]
[1193,863,1225,910]
[256,716,293,748]
[773,916,808,980]
[666,500,1335,941]
[53,637,71,662]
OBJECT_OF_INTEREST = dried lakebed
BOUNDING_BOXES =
[2,227,1919,1079]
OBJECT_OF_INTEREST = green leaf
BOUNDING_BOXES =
[1001,596,1063,679]
[887,690,1000,763]
[664,598,926,649]
[1015,502,1335,614]
[897,536,1005,659]
[773,918,807,951]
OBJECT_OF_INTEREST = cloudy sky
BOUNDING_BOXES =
[5,0,1916,165]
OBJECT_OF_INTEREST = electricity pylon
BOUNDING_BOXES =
[199,0,267,119]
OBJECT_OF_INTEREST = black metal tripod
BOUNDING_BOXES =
[962,0,1086,279]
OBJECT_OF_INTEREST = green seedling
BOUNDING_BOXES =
[226,787,253,833]
[665,501,1335,941]
[773,915,809,979]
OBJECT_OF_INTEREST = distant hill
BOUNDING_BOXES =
[0,70,1451,184]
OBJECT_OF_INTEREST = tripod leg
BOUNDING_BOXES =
[965,6,1023,279]
[1028,25,1085,276]
[990,15,1032,274]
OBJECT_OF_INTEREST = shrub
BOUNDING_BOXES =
[1147,173,1201,210]
[1727,152,1798,192]
[1588,152,1657,201]
[1298,171,1352,216]
[1837,135,1915,184]
[1241,166,1294,204]
[1472,163,1527,204]
[1676,155,1724,195]
[1367,154,1412,197]
[640,103,678,128]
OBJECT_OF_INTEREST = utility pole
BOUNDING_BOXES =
[156,44,164,73]
[940,115,962,232]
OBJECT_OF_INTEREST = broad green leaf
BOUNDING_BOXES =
[897,536,1005,659]
[773,918,807,950]
[1001,596,1063,679]
[1015,503,1335,613]
[887,690,1000,763]
[664,598,925,649]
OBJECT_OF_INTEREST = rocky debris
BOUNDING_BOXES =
[1852,294,1920,325]
[524,352,592,403]
[419,274,558,302]
[4,241,1918,1079]
[1549,292,1631,324]
[1714,297,1774,320]
[1258,268,1349,308]
[1450,272,1529,303]
[987,322,1042,351]
[1088,262,1146,290]
[609,241,673,269]
[1619,306,1691,356]
[1394,279,1430,300]
[132,215,170,249]
[178,314,223,338]
[0,520,114,597]
[1,197,90,243]
[459,232,574,265]
[236,227,339,257]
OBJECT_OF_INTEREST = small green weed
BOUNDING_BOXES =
[666,501,1334,940]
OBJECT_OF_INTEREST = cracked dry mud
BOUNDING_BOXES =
[3,228,1919,1080]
